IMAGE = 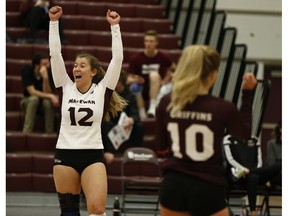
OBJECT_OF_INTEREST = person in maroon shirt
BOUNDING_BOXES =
[128,30,174,119]
[156,45,257,216]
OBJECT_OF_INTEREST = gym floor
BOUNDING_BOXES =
[6,192,282,216]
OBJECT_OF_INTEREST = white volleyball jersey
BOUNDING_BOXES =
[49,21,123,149]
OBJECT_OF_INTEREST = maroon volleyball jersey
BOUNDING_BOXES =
[156,91,254,186]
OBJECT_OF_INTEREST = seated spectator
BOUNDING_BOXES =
[19,0,67,43]
[128,30,175,119]
[20,53,59,133]
[101,71,145,164]
[250,120,282,187]
[223,125,282,216]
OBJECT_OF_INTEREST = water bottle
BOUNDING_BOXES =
[113,196,121,216]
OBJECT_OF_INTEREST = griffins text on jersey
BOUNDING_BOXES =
[170,110,212,122]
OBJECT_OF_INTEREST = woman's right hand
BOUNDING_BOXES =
[49,94,60,107]
[49,6,63,21]
[242,72,257,90]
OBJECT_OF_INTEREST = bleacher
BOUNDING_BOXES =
[6,0,280,214]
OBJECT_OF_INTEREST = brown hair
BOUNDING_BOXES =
[144,30,158,40]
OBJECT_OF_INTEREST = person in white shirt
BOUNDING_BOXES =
[49,6,126,216]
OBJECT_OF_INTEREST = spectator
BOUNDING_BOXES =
[223,120,282,216]
[265,120,282,168]
[128,30,175,119]
[20,53,59,133]
[19,0,67,43]
[102,71,145,164]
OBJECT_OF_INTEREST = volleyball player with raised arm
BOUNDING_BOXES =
[156,45,257,216]
[49,6,126,216]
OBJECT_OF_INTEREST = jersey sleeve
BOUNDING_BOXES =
[49,20,72,88]
[223,135,246,170]
[102,24,123,90]
[226,90,254,140]
[155,95,170,151]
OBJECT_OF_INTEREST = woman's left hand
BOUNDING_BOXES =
[49,6,63,21]
[106,9,120,25]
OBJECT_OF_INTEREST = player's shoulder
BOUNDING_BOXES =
[208,95,233,105]
[158,93,171,109]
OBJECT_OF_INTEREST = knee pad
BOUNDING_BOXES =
[58,193,80,216]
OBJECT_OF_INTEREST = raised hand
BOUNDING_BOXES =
[106,9,120,25]
[242,72,257,90]
[49,6,63,21]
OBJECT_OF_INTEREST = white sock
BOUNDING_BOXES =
[147,99,157,116]
[139,108,147,119]
[89,213,106,216]
[149,99,157,110]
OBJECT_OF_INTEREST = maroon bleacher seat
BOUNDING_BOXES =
[158,34,180,49]
[95,47,112,64]
[6,58,30,76]
[77,2,107,16]
[6,43,33,59]
[6,0,21,12]
[32,173,56,192]
[32,153,54,174]
[62,45,97,61]
[6,111,23,131]
[120,17,142,33]
[6,76,23,94]
[122,32,143,48]
[54,1,78,15]
[123,47,140,63]
[26,133,58,152]
[88,31,111,47]
[135,4,165,19]
[33,44,50,57]
[62,15,84,30]
[129,0,157,4]
[142,18,172,34]
[82,16,110,32]
[6,131,28,152]
[64,30,90,45]
[6,27,28,41]
[6,173,33,191]
[6,152,33,173]
[6,12,23,27]
[106,3,136,17]
[6,93,22,112]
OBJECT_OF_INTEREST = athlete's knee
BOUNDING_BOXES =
[88,204,106,215]
[58,192,80,216]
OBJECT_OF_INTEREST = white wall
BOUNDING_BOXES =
[216,0,282,63]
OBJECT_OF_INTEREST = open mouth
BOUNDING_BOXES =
[75,75,82,79]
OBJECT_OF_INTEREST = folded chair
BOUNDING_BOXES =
[121,147,162,215]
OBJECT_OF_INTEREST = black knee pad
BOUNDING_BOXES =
[58,193,80,216]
